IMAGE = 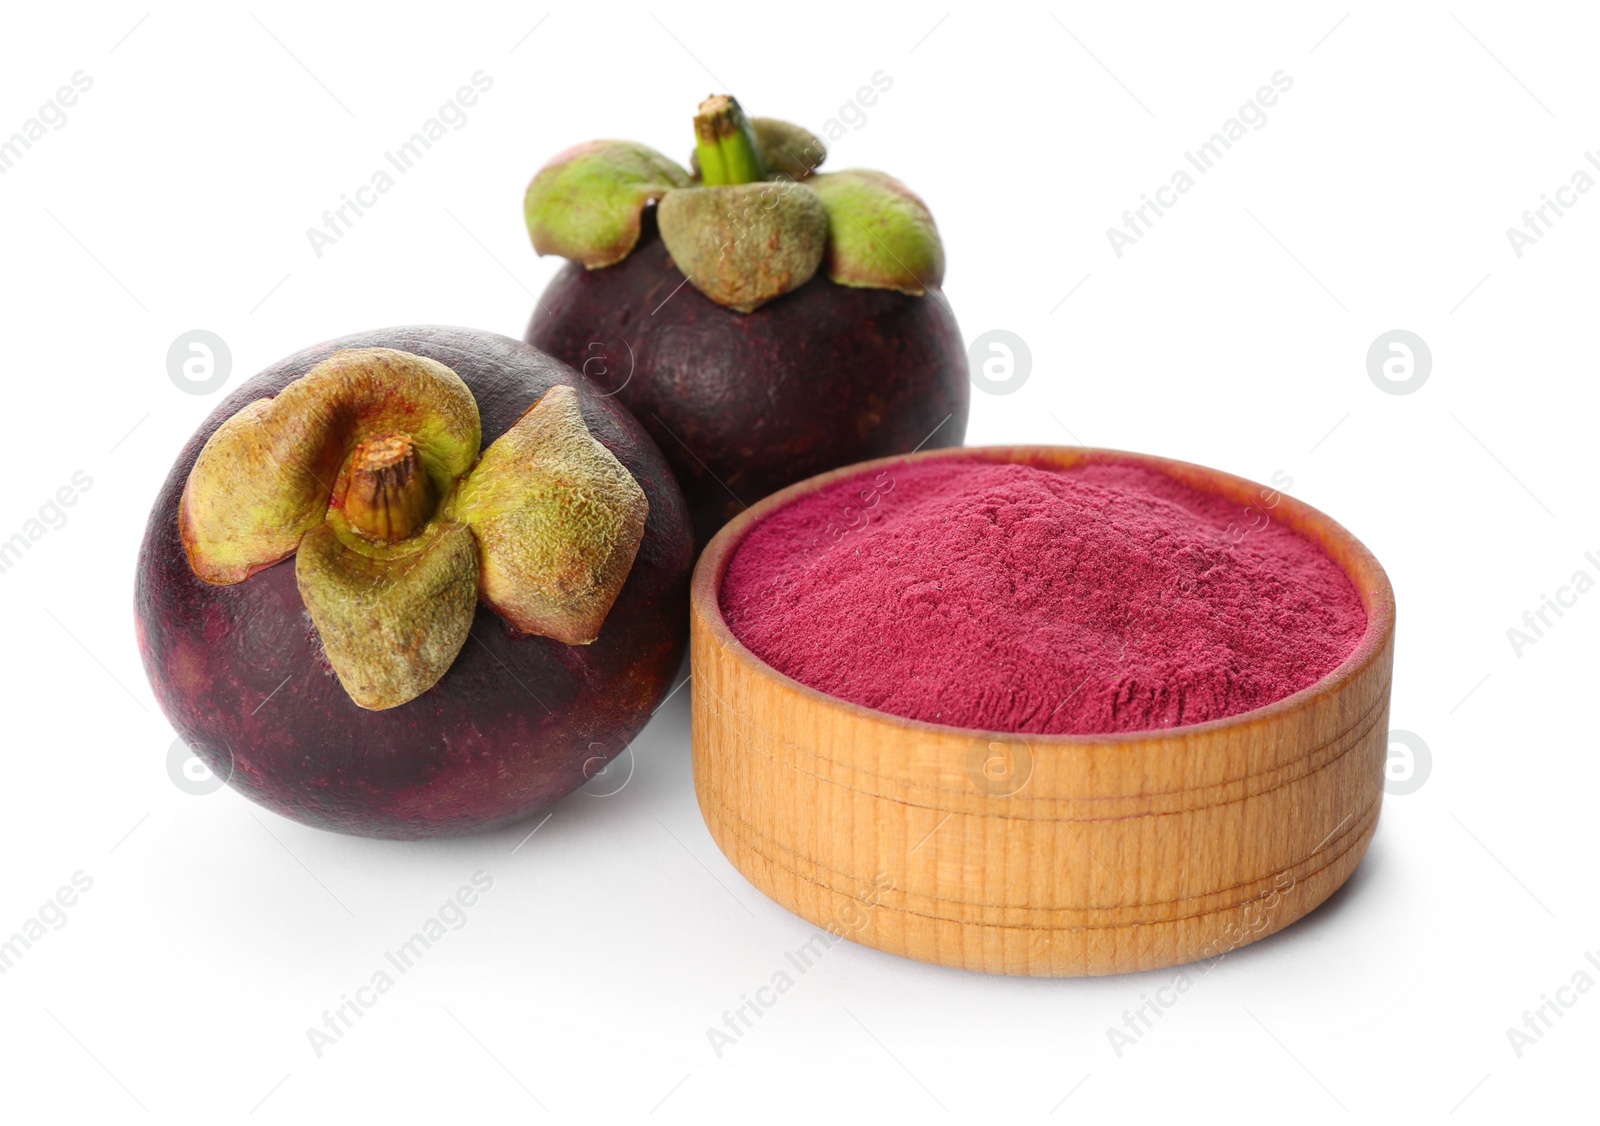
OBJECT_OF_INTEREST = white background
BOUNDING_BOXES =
[0,2,1593,1121]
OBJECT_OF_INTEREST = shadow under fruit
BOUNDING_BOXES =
[135,327,693,839]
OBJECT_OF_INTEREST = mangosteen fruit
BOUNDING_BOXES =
[135,327,693,839]
[523,94,969,545]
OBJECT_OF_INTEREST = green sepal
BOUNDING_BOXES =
[657,182,828,313]
[524,140,691,268]
[811,169,945,295]
[296,516,480,711]
[452,384,648,645]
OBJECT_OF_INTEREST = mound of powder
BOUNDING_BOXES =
[718,458,1367,735]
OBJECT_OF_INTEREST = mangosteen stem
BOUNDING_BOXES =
[694,94,765,186]
[342,433,435,543]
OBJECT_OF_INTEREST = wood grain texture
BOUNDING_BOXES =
[691,446,1395,976]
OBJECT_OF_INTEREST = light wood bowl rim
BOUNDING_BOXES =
[692,444,1395,746]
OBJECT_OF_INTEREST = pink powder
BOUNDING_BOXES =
[718,457,1367,735]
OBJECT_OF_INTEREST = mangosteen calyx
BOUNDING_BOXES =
[178,347,648,711]
[522,94,947,313]
[523,140,692,269]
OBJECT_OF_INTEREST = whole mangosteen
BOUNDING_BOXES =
[523,95,969,545]
[135,327,693,839]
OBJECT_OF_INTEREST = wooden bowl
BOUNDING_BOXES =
[691,446,1395,976]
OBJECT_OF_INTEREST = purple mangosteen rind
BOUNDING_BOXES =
[135,326,694,839]
[527,209,968,547]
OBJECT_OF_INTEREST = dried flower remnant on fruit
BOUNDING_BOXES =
[178,349,648,709]
[179,348,479,584]
[338,433,436,544]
